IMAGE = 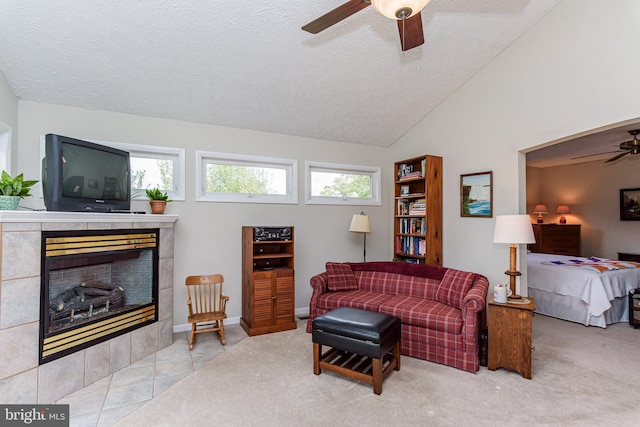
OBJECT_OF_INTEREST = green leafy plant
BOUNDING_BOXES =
[0,170,38,198]
[145,187,171,202]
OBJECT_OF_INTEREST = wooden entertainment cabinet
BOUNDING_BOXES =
[241,226,297,336]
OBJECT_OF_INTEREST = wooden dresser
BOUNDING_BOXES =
[529,224,581,256]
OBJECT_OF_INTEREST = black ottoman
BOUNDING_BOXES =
[312,307,401,395]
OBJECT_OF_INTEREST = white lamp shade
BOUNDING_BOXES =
[371,0,431,20]
[349,214,371,233]
[493,215,536,244]
[556,205,571,214]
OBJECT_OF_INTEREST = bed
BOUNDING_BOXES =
[526,253,640,328]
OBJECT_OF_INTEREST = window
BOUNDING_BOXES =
[106,142,185,201]
[196,151,298,204]
[0,122,11,174]
[305,161,381,206]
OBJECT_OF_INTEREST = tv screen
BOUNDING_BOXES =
[43,134,131,212]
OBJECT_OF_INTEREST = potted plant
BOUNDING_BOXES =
[145,187,171,214]
[0,170,38,210]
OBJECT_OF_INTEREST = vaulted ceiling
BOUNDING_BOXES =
[0,0,562,147]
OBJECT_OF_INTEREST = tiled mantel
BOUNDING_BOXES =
[0,211,178,403]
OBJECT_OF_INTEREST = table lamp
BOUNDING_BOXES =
[493,215,536,299]
[556,205,570,224]
[532,204,548,223]
[349,212,371,262]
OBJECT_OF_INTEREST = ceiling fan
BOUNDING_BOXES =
[302,0,430,52]
[606,130,640,162]
[571,130,640,163]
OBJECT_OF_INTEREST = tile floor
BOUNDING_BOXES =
[56,323,247,427]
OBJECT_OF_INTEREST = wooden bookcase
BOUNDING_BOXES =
[394,155,442,265]
[241,226,297,336]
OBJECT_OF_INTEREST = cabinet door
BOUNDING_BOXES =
[275,269,295,325]
[252,271,274,327]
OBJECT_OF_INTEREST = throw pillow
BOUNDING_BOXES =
[326,262,359,291]
[436,269,475,309]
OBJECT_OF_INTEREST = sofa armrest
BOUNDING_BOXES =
[460,274,490,350]
[306,272,329,332]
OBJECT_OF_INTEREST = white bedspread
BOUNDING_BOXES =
[527,253,640,319]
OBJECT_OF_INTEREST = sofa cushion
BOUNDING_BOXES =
[435,269,476,309]
[325,262,358,291]
[378,296,463,334]
[317,290,393,313]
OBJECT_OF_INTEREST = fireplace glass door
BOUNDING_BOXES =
[40,229,159,364]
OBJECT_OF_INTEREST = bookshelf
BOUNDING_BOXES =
[394,155,442,265]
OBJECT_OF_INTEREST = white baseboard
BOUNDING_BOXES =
[172,307,309,334]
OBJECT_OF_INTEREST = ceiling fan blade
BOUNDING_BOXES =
[302,0,371,34]
[605,151,631,163]
[570,150,624,160]
[397,12,424,51]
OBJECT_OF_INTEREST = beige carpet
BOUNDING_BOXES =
[116,316,640,426]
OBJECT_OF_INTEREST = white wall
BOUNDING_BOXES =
[391,0,640,293]
[16,101,392,327]
[528,158,640,259]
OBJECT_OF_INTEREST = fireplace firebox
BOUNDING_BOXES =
[39,228,159,364]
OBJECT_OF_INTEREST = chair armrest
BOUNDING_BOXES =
[306,272,329,332]
[221,295,229,313]
[187,298,193,317]
[460,274,489,350]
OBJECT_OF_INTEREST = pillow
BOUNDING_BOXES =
[435,269,475,309]
[326,262,359,291]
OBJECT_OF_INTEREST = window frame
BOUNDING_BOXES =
[305,161,381,206]
[196,150,298,204]
[100,141,186,202]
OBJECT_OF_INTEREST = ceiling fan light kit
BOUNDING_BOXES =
[302,0,429,52]
[371,0,431,20]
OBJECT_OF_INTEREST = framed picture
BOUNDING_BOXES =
[460,171,493,218]
[400,185,410,196]
[620,188,640,221]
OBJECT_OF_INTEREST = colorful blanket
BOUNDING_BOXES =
[542,257,640,273]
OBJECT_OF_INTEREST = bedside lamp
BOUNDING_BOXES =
[556,205,571,224]
[349,212,371,262]
[533,204,548,224]
[493,215,536,299]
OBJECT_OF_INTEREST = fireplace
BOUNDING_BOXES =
[39,228,159,364]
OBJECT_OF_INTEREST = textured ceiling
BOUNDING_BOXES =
[0,0,561,147]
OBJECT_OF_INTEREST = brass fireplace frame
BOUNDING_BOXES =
[40,228,159,365]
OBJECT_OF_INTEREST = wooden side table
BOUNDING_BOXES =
[487,295,535,379]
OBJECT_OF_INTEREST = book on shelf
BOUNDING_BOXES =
[398,218,426,235]
[395,235,426,256]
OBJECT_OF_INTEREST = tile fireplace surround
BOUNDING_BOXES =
[0,211,178,404]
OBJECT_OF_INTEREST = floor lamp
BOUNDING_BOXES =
[349,212,371,262]
[493,215,536,299]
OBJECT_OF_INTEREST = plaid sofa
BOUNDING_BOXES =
[306,261,489,373]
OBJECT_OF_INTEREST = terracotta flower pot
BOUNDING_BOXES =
[149,200,167,214]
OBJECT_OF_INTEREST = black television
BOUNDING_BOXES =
[42,134,131,212]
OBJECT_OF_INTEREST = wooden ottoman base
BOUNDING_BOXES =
[313,341,400,395]
[311,307,402,395]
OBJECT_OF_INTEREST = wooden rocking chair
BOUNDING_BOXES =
[186,274,229,348]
